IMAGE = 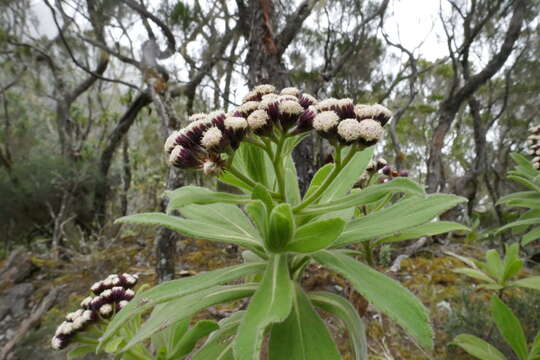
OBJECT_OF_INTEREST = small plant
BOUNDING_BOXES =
[453,295,540,360]
[449,243,540,292]
[496,151,540,247]
[56,84,467,359]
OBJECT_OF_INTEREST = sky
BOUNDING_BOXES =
[29,0,451,62]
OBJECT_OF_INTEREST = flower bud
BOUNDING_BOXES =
[298,93,317,109]
[224,116,248,148]
[201,127,226,152]
[292,106,317,133]
[358,119,384,145]
[376,158,387,170]
[234,101,260,118]
[169,146,202,169]
[247,109,271,134]
[313,111,340,138]
[382,166,391,175]
[279,100,303,130]
[337,118,362,144]
[280,87,301,97]
[336,98,355,119]
[398,170,409,177]
[164,131,180,153]
[316,98,339,112]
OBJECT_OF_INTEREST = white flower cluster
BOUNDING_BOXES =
[51,273,138,350]
[528,125,540,170]
[164,84,393,176]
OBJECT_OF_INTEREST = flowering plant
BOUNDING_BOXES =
[57,84,466,359]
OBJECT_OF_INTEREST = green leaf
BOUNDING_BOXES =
[485,250,504,283]
[191,312,244,360]
[453,268,496,284]
[252,184,274,211]
[334,194,467,247]
[507,175,540,192]
[245,200,268,242]
[303,178,426,216]
[166,186,249,212]
[523,226,540,246]
[313,250,433,350]
[529,331,540,360]
[310,292,368,360]
[219,171,253,193]
[150,316,189,357]
[502,244,523,282]
[115,212,263,252]
[179,203,261,241]
[268,285,341,360]
[67,345,96,359]
[266,203,295,252]
[168,320,219,359]
[286,218,345,253]
[376,221,469,245]
[511,276,540,291]
[318,147,374,203]
[510,153,540,180]
[99,263,264,347]
[234,255,294,360]
[491,295,528,360]
[123,285,256,351]
[284,154,302,205]
[497,191,538,206]
[452,334,506,360]
[305,164,334,198]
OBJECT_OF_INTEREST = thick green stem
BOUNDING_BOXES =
[273,137,287,198]
[293,146,357,212]
[363,241,375,267]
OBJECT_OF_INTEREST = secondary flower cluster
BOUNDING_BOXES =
[528,125,540,170]
[379,165,409,183]
[163,84,392,175]
[51,273,138,350]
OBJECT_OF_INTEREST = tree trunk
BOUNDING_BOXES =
[243,0,316,194]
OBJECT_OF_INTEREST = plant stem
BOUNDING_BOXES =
[273,136,287,198]
[293,146,357,212]
[227,165,282,200]
[363,241,375,267]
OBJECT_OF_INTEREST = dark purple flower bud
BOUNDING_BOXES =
[399,170,409,177]
[378,176,390,183]
[208,111,227,131]
[376,158,388,171]
[298,93,317,109]
[391,170,399,177]
[247,109,272,135]
[169,146,203,169]
[292,106,317,133]
[336,98,355,119]
[279,100,303,130]
[280,87,301,97]
[382,166,391,175]
[224,117,248,149]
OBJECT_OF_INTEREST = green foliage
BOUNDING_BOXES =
[105,139,463,358]
[450,243,540,292]
[453,296,540,360]
[497,153,540,246]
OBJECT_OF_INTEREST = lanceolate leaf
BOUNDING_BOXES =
[234,255,294,360]
[491,295,528,360]
[309,292,368,360]
[313,250,433,350]
[99,263,265,347]
[452,334,506,360]
[191,312,244,360]
[333,194,467,247]
[286,218,345,253]
[511,276,540,291]
[268,285,341,360]
[523,226,540,246]
[305,163,334,198]
[375,221,469,245]
[318,147,374,203]
[168,320,219,359]
[115,213,263,252]
[453,268,496,284]
[302,178,426,216]
[123,285,256,351]
[179,203,261,241]
[166,186,249,212]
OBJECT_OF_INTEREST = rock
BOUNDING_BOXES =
[0,283,33,320]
